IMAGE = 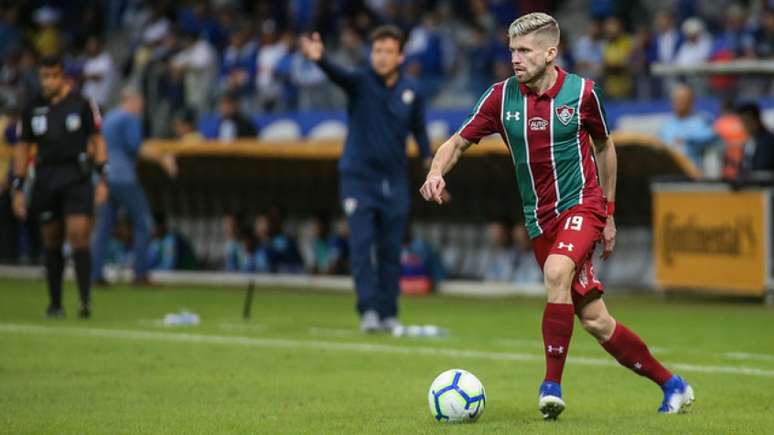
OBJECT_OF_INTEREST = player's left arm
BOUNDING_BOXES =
[584,81,616,260]
[593,136,617,260]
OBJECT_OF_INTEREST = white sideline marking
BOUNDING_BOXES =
[1,323,773,378]
[308,327,361,338]
[218,322,266,332]
[725,352,774,362]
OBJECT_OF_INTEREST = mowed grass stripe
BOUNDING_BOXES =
[3,322,774,378]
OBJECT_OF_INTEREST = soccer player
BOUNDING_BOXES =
[12,54,108,318]
[420,13,694,419]
[300,26,432,332]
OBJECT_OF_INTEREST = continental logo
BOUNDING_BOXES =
[662,213,757,265]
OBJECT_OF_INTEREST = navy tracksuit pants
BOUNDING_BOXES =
[341,175,408,319]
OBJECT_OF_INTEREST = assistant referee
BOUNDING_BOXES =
[12,54,108,318]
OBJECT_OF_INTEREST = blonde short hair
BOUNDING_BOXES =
[508,12,560,46]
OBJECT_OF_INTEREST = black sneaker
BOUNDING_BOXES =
[78,303,91,319]
[45,306,65,319]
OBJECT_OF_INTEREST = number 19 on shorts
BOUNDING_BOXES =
[563,216,584,231]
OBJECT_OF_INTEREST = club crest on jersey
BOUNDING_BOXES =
[555,105,576,126]
[66,113,81,131]
[402,89,415,105]
[343,197,358,216]
[528,117,549,131]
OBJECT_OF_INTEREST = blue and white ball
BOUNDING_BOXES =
[428,369,486,423]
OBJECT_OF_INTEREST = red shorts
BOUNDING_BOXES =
[532,204,606,304]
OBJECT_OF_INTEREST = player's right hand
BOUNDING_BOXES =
[299,32,324,62]
[12,192,26,220]
[420,173,449,205]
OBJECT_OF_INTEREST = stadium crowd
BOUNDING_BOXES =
[0,1,772,121]
[1,1,773,285]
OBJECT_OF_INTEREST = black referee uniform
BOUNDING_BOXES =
[20,90,101,315]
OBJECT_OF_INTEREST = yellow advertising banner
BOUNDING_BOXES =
[653,190,768,295]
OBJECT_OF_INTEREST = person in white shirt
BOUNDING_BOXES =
[255,21,291,112]
[171,31,217,116]
[81,35,115,107]
[674,17,712,66]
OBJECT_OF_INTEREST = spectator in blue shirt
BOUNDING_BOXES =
[0,6,23,59]
[659,84,716,169]
[303,211,349,275]
[220,25,258,100]
[400,225,445,294]
[216,92,257,141]
[223,213,260,273]
[147,212,197,271]
[92,88,153,285]
[253,206,303,274]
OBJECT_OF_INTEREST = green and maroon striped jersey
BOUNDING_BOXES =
[458,67,609,238]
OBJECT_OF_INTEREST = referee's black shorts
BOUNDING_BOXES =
[31,165,94,223]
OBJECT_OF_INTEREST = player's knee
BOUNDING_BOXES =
[543,264,571,291]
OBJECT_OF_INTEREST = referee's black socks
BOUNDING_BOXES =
[45,249,64,309]
[72,249,91,305]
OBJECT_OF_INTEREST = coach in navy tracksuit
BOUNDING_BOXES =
[300,26,431,332]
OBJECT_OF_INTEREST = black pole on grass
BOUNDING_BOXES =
[243,279,255,320]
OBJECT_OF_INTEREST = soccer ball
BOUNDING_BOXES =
[427,369,486,423]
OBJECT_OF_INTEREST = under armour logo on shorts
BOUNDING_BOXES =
[557,242,574,252]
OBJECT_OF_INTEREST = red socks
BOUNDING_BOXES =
[541,305,672,387]
[542,303,575,383]
[601,323,673,386]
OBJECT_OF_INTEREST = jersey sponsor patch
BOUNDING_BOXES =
[555,105,576,126]
[528,116,549,131]
[66,113,82,131]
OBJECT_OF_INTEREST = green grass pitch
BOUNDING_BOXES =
[1,278,773,434]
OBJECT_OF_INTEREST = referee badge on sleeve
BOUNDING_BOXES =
[31,115,48,135]
[66,113,82,131]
